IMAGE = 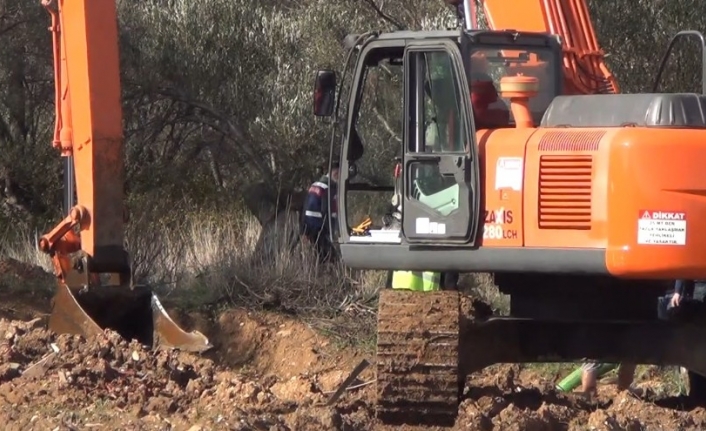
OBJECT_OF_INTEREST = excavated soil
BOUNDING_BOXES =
[0,257,705,430]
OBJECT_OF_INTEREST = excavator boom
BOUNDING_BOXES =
[37,0,210,352]
[476,0,618,94]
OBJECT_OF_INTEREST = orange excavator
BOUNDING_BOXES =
[37,0,210,353]
[314,0,706,426]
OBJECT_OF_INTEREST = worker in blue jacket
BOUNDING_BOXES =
[301,162,339,262]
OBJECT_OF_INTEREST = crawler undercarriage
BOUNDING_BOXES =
[375,281,706,427]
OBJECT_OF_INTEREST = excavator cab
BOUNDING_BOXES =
[312,29,564,425]
[314,29,562,271]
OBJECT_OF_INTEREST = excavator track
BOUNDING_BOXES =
[375,289,461,427]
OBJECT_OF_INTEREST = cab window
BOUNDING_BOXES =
[469,47,558,125]
[420,51,468,154]
[407,48,467,215]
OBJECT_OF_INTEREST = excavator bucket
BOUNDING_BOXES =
[48,282,212,353]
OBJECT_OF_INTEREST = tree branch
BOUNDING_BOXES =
[360,0,405,30]
[372,105,401,142]
[149,85,276,183]
[0,19,31,39]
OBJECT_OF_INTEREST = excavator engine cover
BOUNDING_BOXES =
[49,281,211,353]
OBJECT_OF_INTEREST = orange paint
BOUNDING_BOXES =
[478,125,706,279]
[39,0,127,278]
[465,0,700,277]
[498,76,539,128]
[477,129,527,248]
[481,0,618,95]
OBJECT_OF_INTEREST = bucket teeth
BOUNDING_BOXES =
[49,282,211,353]
[151,293,211,353]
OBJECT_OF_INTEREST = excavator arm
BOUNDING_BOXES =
[449,0,618,95]
[37,0,210,352]
[39,0,127,274]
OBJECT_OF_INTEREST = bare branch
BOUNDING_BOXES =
[372,105,401,142]
[147,85,276,183]
[360,0,405,30]
[0,20,30,38]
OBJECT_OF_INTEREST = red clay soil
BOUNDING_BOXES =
[0,257,705,430]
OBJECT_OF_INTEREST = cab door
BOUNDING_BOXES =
[401,41,480,245]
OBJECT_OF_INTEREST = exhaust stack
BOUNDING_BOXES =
[498,76,539,128]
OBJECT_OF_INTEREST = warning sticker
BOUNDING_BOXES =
[637,210,686,245]
[495,157,523,191]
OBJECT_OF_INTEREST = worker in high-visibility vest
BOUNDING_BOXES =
[391,270,441,292]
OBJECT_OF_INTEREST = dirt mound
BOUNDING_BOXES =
[448,364,706,431]
[168,307,375,390]
[0,320,209,428]
[0,259,705,430]
[209,308,342,378]
[0,301,377,431]
[2,310,705,431]
[0,258,53,321]
[0,315,373,430]
[0,258,52,282]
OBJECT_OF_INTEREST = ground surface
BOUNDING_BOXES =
[0,258,706,430]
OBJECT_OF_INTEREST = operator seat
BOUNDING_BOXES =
[470,74,510,129]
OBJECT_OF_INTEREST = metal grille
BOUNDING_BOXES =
[538,155,593,230]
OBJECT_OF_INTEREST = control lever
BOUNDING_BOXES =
[391,158,402,209]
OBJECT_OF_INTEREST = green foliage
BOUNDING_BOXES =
[0,0,58,229]
[588,0,706,93]
[0,0,704,233]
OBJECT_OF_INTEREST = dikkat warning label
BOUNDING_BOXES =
[637,210,686,245]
